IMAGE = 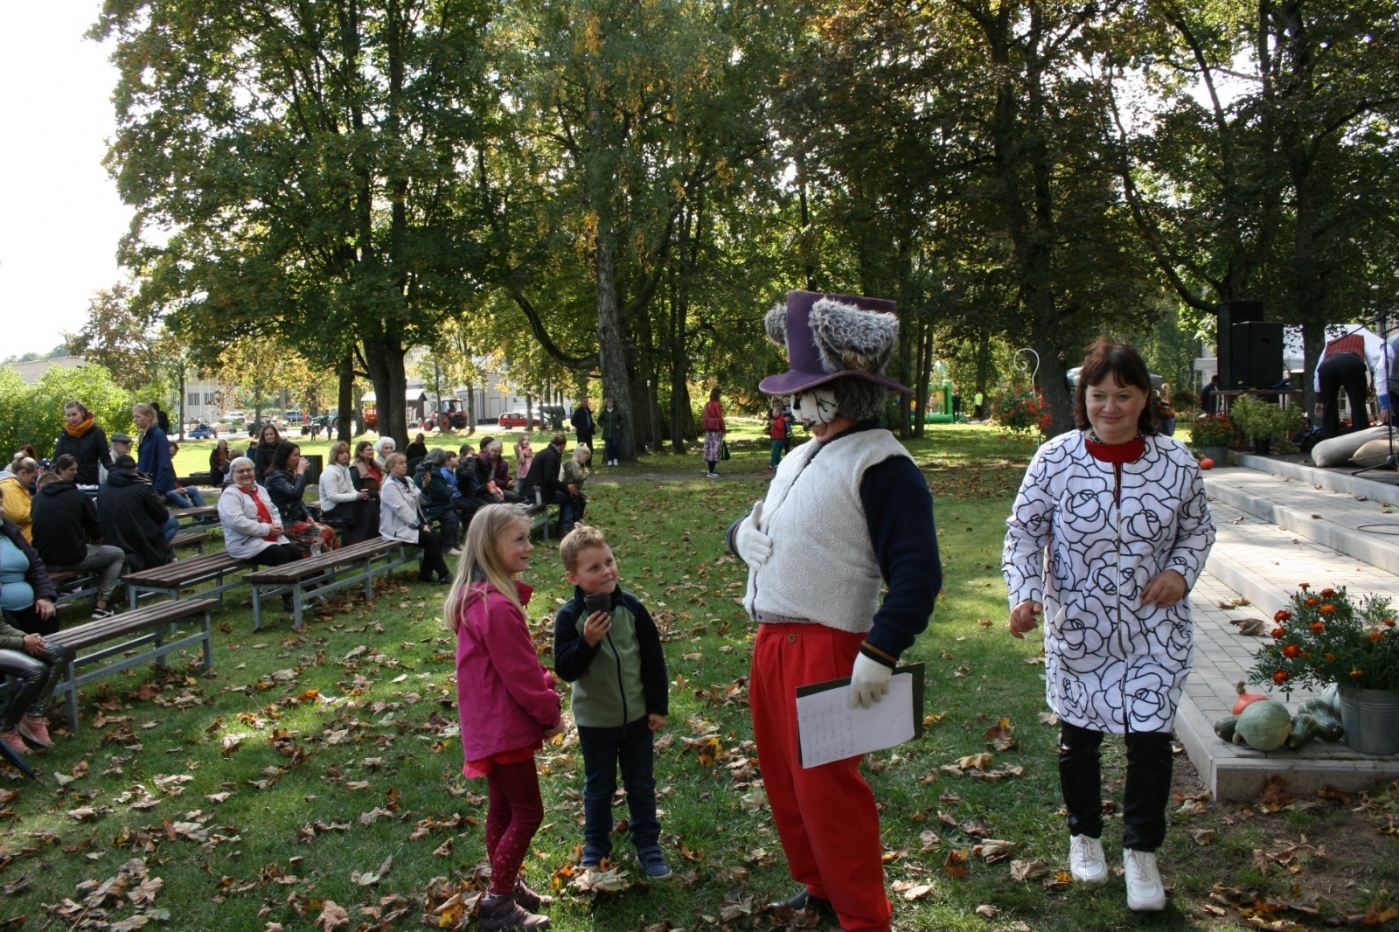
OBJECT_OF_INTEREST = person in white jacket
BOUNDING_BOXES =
[379,452,451,584]
[318,442,377,545]
[1003,341,1215,913]
[218,457,304,612]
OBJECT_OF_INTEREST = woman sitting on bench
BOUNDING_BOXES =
[218,457,304,612]
[379,452,451,585]
[265,442,338,556]
[0,502,67,754]
[320,441,378,546]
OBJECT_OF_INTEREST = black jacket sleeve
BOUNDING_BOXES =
[81,494,102,543]
[859,455,941,665]
[553,600,600,681]
[629,596,669,718]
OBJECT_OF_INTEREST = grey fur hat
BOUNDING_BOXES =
[759,291,911,397]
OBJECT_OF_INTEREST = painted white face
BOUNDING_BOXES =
[791,388,838,428]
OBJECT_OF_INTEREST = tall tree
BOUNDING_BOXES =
[93,0,499,446]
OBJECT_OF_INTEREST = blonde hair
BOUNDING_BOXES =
[329,441,350,462]
[443,504,531,632]
[559,523,608,573]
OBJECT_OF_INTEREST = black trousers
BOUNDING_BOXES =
[0,645,68,726]
[3,605,59,637]
[1059,721,1173,851]
[247,543,305,566]
[1317,351,1369,440]
[415,528,450,582]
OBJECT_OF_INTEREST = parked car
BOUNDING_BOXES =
[220,411,245,424]
[189,423,217,439]
[498,410,544,429]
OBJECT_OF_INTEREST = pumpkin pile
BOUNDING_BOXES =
[1213,682,1344,751]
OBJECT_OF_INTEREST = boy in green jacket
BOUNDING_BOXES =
[553,525,670,879]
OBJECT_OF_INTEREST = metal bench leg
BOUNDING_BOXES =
[252,587,264,632]
[63,657,79,731]
[153,624,166,670]
[292,584,306,632]
[200,611,214,672]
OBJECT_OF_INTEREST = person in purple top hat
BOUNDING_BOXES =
[727,291,941,931]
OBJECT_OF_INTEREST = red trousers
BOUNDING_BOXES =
[751,624,892,932]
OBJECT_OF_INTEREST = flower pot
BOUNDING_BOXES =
[1201,445,1230,466]
[1253,438,1272,456]
[1338,687,1399,755]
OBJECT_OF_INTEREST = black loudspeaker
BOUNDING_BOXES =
[1217,300,1265,392]
[1229,321,1285,391]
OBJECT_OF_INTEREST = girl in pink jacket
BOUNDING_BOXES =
[445,504,562,930]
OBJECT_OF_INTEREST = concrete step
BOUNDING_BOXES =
[1204,496,1399,618]
[1233,451,1399,506]
[1206,468,1399,575]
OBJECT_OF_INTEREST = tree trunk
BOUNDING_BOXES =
[337,353,354,443]
[595,230,635,462]
[363,335,409,447]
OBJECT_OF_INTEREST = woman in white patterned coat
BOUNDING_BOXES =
[1003,341,1215,913]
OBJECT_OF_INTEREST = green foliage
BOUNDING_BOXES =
[0,363,133,460]
[1228,396,1303,445]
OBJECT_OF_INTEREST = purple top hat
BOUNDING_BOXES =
[758,290,912,396]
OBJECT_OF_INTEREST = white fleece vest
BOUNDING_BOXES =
[744,429,911,632]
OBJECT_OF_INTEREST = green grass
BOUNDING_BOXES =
[10,423,1394,931]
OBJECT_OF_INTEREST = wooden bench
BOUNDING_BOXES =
[47,598,217,730]
[247,539,415,631]
[169,504,219,528]
[123,551,251,609]
[49,569,99,609]
[170,530,210,553]
[521,490,557,541]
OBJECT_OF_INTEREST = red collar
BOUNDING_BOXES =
[1084,434,1146,464]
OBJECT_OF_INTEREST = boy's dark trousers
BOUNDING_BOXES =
[578,717,660,860]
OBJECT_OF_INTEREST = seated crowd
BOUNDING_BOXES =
[1,399,576,761]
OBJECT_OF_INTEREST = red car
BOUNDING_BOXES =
[498,410,543,429]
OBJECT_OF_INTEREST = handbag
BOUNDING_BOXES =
[720,440,731,461]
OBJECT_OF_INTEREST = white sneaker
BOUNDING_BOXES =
[1068,835,1108,885]
[1123,848,1166,911]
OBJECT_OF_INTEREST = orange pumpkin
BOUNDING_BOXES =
[1232,679,1268,715]
[1199,457,1215,470]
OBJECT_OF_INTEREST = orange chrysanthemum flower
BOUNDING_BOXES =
[1282,644,1301,658]
[1351,669,1364,679]
[1273,669,1290,685]
[1320,604,1335,615]
[1312,622,1325,633]
[1321,588,1337,598]
[1305,598,1320,607]
[1299,583,1311,590]
[1275,610,1293,622]
[1271,627,1286,639]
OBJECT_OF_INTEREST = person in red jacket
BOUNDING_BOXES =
[702,387,726,478]
[766,401,789,472]
[446,504,562,930]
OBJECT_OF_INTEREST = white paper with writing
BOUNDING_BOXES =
[796,674,916,768]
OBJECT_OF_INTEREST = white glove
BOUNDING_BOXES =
[735,500,772,571]
[849,654,893,709]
